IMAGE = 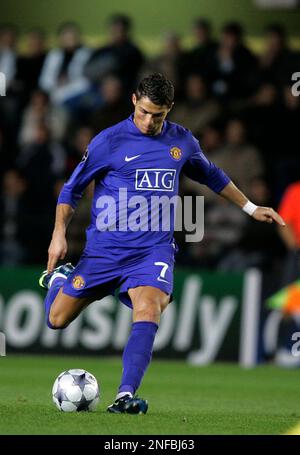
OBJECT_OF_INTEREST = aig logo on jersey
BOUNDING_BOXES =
[135,169,176,191]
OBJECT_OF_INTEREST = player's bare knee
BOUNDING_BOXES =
[49,311,70,330]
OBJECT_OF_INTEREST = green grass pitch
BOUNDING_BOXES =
[0,355,299,435]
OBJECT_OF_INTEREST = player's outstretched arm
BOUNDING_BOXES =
[47,203,74,273]
[219,181,286,226]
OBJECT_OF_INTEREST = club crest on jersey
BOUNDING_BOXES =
[72,275,85,289]
[135,169,176,191]
[170,146,182,161]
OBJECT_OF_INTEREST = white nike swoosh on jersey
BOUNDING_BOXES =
[157,277,170,284]
[125,154,141,162]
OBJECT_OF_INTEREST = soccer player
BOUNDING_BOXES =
[39,73,285,414]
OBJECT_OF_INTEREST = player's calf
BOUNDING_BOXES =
[48,289,93,330]
[48,306,70,329]
[39,262,94,330]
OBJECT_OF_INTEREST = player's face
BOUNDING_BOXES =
[132,94,172,136]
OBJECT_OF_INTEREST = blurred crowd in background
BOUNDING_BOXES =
[0,14,300,291]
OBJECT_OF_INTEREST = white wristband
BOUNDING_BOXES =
[242,201,258,216]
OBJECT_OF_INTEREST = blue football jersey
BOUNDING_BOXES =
[58,114,230,252]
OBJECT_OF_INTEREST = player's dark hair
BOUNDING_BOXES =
[135,73,174,108]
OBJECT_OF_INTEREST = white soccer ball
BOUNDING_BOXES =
[52,369,100,412]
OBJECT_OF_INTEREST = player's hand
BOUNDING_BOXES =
[252,206,286,226]
[47,231,68,273]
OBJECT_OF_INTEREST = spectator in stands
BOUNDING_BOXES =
[0,24,20,146]
[84,14,144,94]
[88,74,131,132]
[259,24,299,89]
[17,123,65,264]
[169,73,220,137]
[39,22,91,105]
[0,169,27,265]
[139,31,188,99]
[279,84,300,161]
[0,126,15,179]
[15,28,47,104]
[238,82,281,162]
[219,177,284,271]
[188,18,217,78]
[208,22,258,101]
[176,188,246,268]
[17,122,66,190]
[179,121,225,204]
[209,118,264,195]
[0,23,18,89]
[270,85,300,197]
[19,89,69,146]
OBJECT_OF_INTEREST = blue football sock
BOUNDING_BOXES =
[118,321,158,396]
[44,277,66,329]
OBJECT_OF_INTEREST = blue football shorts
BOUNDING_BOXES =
[62,242,178,308]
